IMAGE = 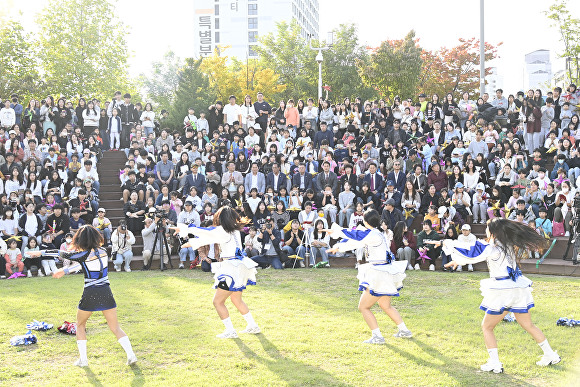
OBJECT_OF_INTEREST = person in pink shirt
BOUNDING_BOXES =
[284,99,299,131]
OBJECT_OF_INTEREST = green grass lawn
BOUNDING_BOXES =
[1,269,579,386]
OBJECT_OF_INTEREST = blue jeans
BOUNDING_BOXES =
[310,246,328,265]
[99,228,111,242]
[568,167,580,185]
[179,247,196,262]
[338,208,354,227]
[488,161,496,178]
[143,126,155,137]
[282,245,306,258]
[251,255,283,269]
[114,251,133,269]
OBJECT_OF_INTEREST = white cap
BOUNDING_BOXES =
[461,224,471,231]
[97,208,106,213]
[437,206,447,218]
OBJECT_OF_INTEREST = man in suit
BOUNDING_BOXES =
[222,162,245,193]
[244,162,266,195]
[314,161,338,196]
[386,160,406,193]
[265,163,288,194]
[292,163,313,193]
[182,164,206,198]
[362,162,384,197]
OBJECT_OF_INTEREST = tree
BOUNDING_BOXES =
[0,20,43,100]
[545,0,580,84]
[199,47,240,102]
[322,24,375,102]
[139,51,182,110]
[357,30,423,102]
[230,58,287,100]
[36,0,135,100]
[419,38,502,98]
[168,58,213,131]
[255,20,318,101]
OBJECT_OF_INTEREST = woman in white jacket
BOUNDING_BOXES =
[140,103,155,137]
[82,101,100,137]
[241,95,258,130]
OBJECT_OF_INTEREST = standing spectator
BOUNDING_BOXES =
[0,100,16,129]
[223,95,241,125]
[253,92,271,132]
[140,103,156,137]
[82,100,100,138]
[119,93,137,148]
[10,95,23,125]
[111,220,135,272]
[108,107,122,150]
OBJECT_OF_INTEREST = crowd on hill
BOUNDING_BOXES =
[1,84,579,278]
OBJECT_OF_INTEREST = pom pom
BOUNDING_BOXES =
[58,321,77,335]
[10,331,37,346]
[26,320,54,331]
[503,312,516,322]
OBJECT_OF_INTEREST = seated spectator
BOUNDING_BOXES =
[391,220,416,270]
[309,219,330,267]
[440,226,459,271]
[251,217,283,269]
[111,220,135,272]
[4,238,23,277]
[416,219,441,271]
[92,208,112,246]
[123,191,146,234]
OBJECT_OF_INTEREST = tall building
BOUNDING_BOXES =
[193,0,319,59]
[525,50,552,91]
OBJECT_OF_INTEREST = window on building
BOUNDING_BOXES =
[248,3,258,15]
[215,4,219,15]
[249,45,258,57]
[215,32,220,43]
[215,18,219,29]
[248,31,258,43]
[248,17,258,29]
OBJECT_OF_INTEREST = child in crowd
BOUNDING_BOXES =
[4,238,24,277]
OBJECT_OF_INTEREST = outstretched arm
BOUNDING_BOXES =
[430,239,496,269]
[170,224,231,248]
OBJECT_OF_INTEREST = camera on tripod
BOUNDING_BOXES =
[155,209,169,220]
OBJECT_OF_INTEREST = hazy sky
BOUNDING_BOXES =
[7,0,580,95]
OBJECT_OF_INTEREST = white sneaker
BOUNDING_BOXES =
[363,335,385,344]
[565,231,570,237]
[74,358,89,367]
[414,263,420,270]
[27,270,32,278]
[0,275,6,279]
[407,264,414,270]
[125,267,131,272]
[536,351,561,366]
[480,220,486,224]
[216,330,238,339]
[468,264,474,272]
[114,265,121,272]
[179,263,184,269]
[456,266,462,272]
[240,325,261,334]
[126,354,138,365]
[37,270,44,277]
[480,360,503,373]
[299,261,305,268]
[393,329,413,338]
[429,264,435,271]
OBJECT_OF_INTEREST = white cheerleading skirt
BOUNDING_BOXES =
[357,260,408,297]
[211,258,258,292]
[478,276,534,315]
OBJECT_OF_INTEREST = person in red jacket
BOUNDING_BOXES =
[427,162,448,193]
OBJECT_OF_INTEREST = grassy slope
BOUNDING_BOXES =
[0,269,579,387]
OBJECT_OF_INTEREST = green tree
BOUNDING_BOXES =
[36,0,134,100]
[255,20,318,101]
[323,24,374,102]
[139,51,182,110]
[0,20,43,100]
[357,30,423,102]
[168,58,213,132]
[545,0,580,83]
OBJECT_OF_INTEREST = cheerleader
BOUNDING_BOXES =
[432,218,560,373]
[26,225,137,367]
[326,210,411,344]
[171,206,260,338]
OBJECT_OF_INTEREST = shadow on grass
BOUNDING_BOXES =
[83,367,103,387]
[234,335,351,387]
[384,338,535,386]
[130,365,145,387]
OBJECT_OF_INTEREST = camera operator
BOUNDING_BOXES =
[250,217,284,269]
[111,219,136,272]
[176,201,200,268]
[141,217,169,270]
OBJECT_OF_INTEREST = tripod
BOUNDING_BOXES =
[301,224,314,267]
[562,223,580,265]
[144,221,174,271]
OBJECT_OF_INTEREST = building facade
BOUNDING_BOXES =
[194,0,319,59]
[525,50,552,91]
[484,67,504,96]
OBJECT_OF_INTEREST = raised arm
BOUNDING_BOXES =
[440,239,496,267]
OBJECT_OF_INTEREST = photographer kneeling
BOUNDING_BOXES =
[111,220,136,272]
[250,217,285,269]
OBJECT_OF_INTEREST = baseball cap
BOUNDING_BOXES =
[454,182,464,189]
[386,180,394,186]
[97,208,106,213]
[461,224,471,231]
[184,201,193,206]
[385,198,395,206]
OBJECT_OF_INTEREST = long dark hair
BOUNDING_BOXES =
[393,220,406,247]
[71,225,104,251]
[487,218,547,263]
[213,206,250,233]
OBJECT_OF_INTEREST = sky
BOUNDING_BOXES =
[6,0,580,95]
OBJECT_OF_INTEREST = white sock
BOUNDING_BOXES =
[222,317,234,331]
[487,348,500,362]
[538,339,554,355]
[77,340,88,362]
[397,322,408,331]
[371,328,383,338]
[118,336,135,357]
[242,312,257,327]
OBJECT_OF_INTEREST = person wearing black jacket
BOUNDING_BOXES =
[18,202,43,248]
[253,92,271,132]
[208,102,224,133]
[381,198,404,229]
[250,217,284,269]
[45,204,70,246]
[420,185,440,214]
[119,93,137,148]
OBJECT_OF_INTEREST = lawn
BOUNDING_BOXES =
[1,269,579,387]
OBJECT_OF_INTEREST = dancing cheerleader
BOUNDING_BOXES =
[26,225,137,367]
[171,206,260,338]
[326,209,411,344]
[429,218,560,373]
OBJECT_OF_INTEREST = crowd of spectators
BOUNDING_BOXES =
[2,84,579,277]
